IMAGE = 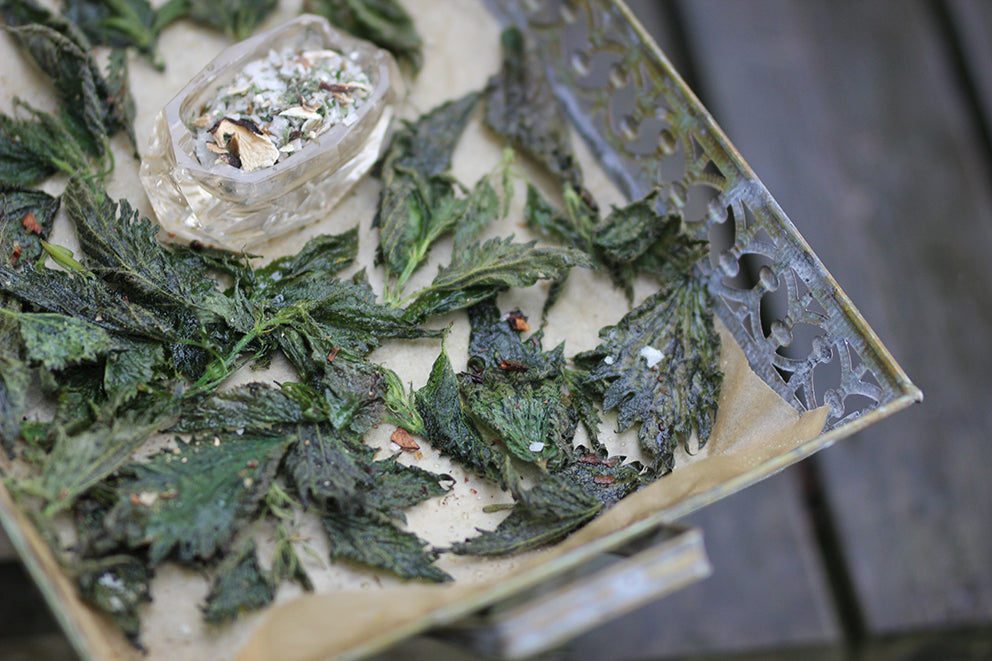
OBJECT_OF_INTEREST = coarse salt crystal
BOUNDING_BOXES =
[528,441,545,453]
[638,345,664,368]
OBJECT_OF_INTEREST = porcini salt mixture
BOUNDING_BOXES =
[190,46,373,171]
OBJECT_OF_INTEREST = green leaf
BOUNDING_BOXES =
[13,310,117,370]
[557,452,646,509]
[291,272,441,354]
[485,27,583,190]
[415,346,509,489]
[0,100,95,186]
[382,366,423,434]
[451,474,601,557]
[201,540,274,624]
[186,0,276,41]
[173,382,319,433]
[76,556,153,648]
[322,509,450,582]
[304,0,422,74]
[366,454,452,523]
[574,276,723,474]
[376,92,480,291]
[103,47,138,149]
[253,228,358,295]
[103,336,167,400]
[62,0,162,68]
[64,180,231,320]
[0,185,59,263]
[409,236,591,316]
[458,300,577,468]
[0,262,177,340]
[37,397,178,514]
[0,300,31,453]
[4,22,111,156]
[282,424,376,511]
[269,522,314,592]
[106,429,293,564]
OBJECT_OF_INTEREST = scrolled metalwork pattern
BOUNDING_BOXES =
[489,0,914,429]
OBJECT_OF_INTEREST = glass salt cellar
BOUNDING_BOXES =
[140,14,401,250]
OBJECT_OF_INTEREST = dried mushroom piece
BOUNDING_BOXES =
[210,117,279,171]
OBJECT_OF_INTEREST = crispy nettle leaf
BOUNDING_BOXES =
[269,522,314,592]
[76,556,153,648]
[0,185,59,263]
[201,540,274,624]
[186,0,276,41]
[64,180,233,321]
[173,381,321,433]
[415,346,509,489]
[0,300,31,453]
[282,423,451,581]
[0,100,94,186]
[283,423,450,520]
[451,473,601,557]
[322,509,450,582]
[254,227,358,295]
[36,397,178,514]
[283,424,376,510]
[304,0,422,74]
[2,3,135,154]
[103,336,167,400]
[106,429,293,564]
[559,451,646,509]
[12,310,116,370]
[382,365,423,434]
[575,276,723,474]
[63,0,163,69]
[457,299,577,468]
[0,260,177,340]
[279,335,390,435]
[368,454,452,523]
[406,236,593,321]
[526,184,685,302]
[376,91,480,298]
[485,26,584,191]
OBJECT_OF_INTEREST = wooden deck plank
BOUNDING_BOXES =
[945,0,992,136]
[564,470,842,660]
[677,0,992,638]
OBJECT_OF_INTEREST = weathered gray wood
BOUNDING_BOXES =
[564,471,842,660]
[0,526,15,562]
[0,634,77,661]
[678,0,992,638]
[945,0,992,137]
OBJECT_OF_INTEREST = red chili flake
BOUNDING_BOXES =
[21,211,42,235]
[327,346,340,363]
[128,493,142,506]
[390,427,420,451]
[602,458,619,468]
[245,460,259,469]
[577,453,601,465]
[9,244,22,266]
[498,359,529,372]
[470,488,478,495]
[593,475,616,485]
[507,311,530,332]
